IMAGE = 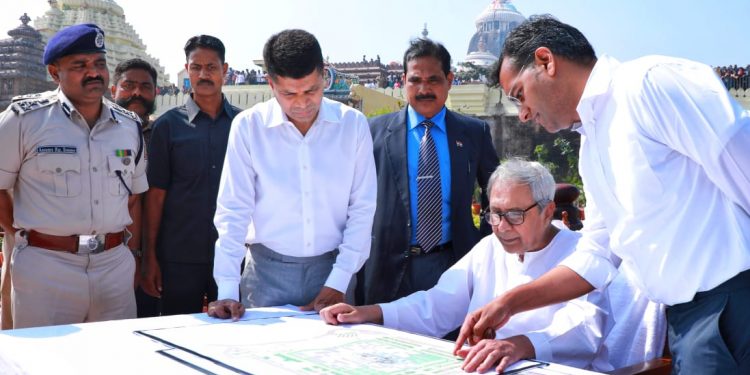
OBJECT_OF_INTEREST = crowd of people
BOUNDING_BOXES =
[0,16,748,375]
[362,72,492,89]
[716,64,749,90]
[155,83,183,95]
[224,67,267,86]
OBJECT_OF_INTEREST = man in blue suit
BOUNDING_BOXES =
[358,38,498,306]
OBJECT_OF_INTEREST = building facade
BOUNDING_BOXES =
[34,0,170,86]
[0,14,56,110]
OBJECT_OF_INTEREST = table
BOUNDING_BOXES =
[0,306,602,374]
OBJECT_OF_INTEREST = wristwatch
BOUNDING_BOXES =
[130,248,143,258]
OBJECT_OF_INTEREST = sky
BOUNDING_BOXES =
[2,0,749,84]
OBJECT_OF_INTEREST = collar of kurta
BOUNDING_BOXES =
[266,97,340,129]
[507,226,569,265]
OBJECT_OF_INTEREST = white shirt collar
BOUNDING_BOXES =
[576,55,621,135]
[266,97,341,129]
[56,88,116,125]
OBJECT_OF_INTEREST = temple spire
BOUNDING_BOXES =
[20,13,31,26]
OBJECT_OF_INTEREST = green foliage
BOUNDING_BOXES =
[553,137,583,188]
[455,62,490,82]
[533,136,585,204]
[533,144,558,176]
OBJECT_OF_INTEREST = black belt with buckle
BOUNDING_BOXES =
[408,242,452,256]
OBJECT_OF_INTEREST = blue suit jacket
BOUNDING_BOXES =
[358,108,498,304]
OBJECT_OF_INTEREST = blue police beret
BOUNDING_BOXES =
[43,23,106,65]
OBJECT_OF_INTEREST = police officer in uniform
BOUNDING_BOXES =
[0,23,147,329]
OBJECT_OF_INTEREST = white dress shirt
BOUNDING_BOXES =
[597,260,667,369]
[213,97,377,301]
[561,55,750,305]
[380,229,611,369]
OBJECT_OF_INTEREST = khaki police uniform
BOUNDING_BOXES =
[0,89,148,328]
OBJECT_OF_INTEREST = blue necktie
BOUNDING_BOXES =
[416,120,442,253]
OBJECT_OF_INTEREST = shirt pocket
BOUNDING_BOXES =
[172,139,207,178]
[107,155,136,196]
[36,154,82,197]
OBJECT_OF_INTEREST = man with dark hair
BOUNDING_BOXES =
[142,35,240,315]
[208,29,376,319]
[0,23,146,328]
[111,57,159,318]
[112,58,157,130]
[552,183,582,231]
[357,38,497,308]
[459,15,750,373]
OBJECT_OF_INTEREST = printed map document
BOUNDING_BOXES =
[140,313,462,374]
[138,308,601,375]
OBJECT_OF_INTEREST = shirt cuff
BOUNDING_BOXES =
[0,170,17,190]
[524,332,553,363]
[324,266,353,294]
[216,278,240,301]
[560,251,617,290]
[131,174,148,194]
[379,302,399,329]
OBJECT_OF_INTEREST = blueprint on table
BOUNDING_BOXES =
[139,313,464,374]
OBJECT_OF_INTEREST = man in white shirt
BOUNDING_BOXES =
[321,159,611,373]
[208,29,377,318]
[458,16,750,373]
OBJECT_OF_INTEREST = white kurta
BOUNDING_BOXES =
[380,229,611,369]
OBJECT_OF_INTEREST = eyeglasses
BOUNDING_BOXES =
[505,63,530,109]
[484,202,540,226]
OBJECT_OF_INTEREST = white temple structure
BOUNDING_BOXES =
[34,0,170,86]
[465,0,526,67]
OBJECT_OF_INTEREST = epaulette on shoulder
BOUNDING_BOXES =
[10,91,58,115]
[108,101,142,125]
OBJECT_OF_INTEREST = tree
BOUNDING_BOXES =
[455,62,490,83]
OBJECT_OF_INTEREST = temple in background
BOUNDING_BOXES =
[465,0,525,67]
[34,0,170,86]
[0,14,56,109]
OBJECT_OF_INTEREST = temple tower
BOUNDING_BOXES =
[465,0,526,67]
[0,13,56,109]
[34,0,170,86]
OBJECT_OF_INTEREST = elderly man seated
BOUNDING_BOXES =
[321,159,611,373]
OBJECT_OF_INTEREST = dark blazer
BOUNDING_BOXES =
[359,107,498,304]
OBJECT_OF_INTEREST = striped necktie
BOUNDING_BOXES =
[416,119,442,253]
